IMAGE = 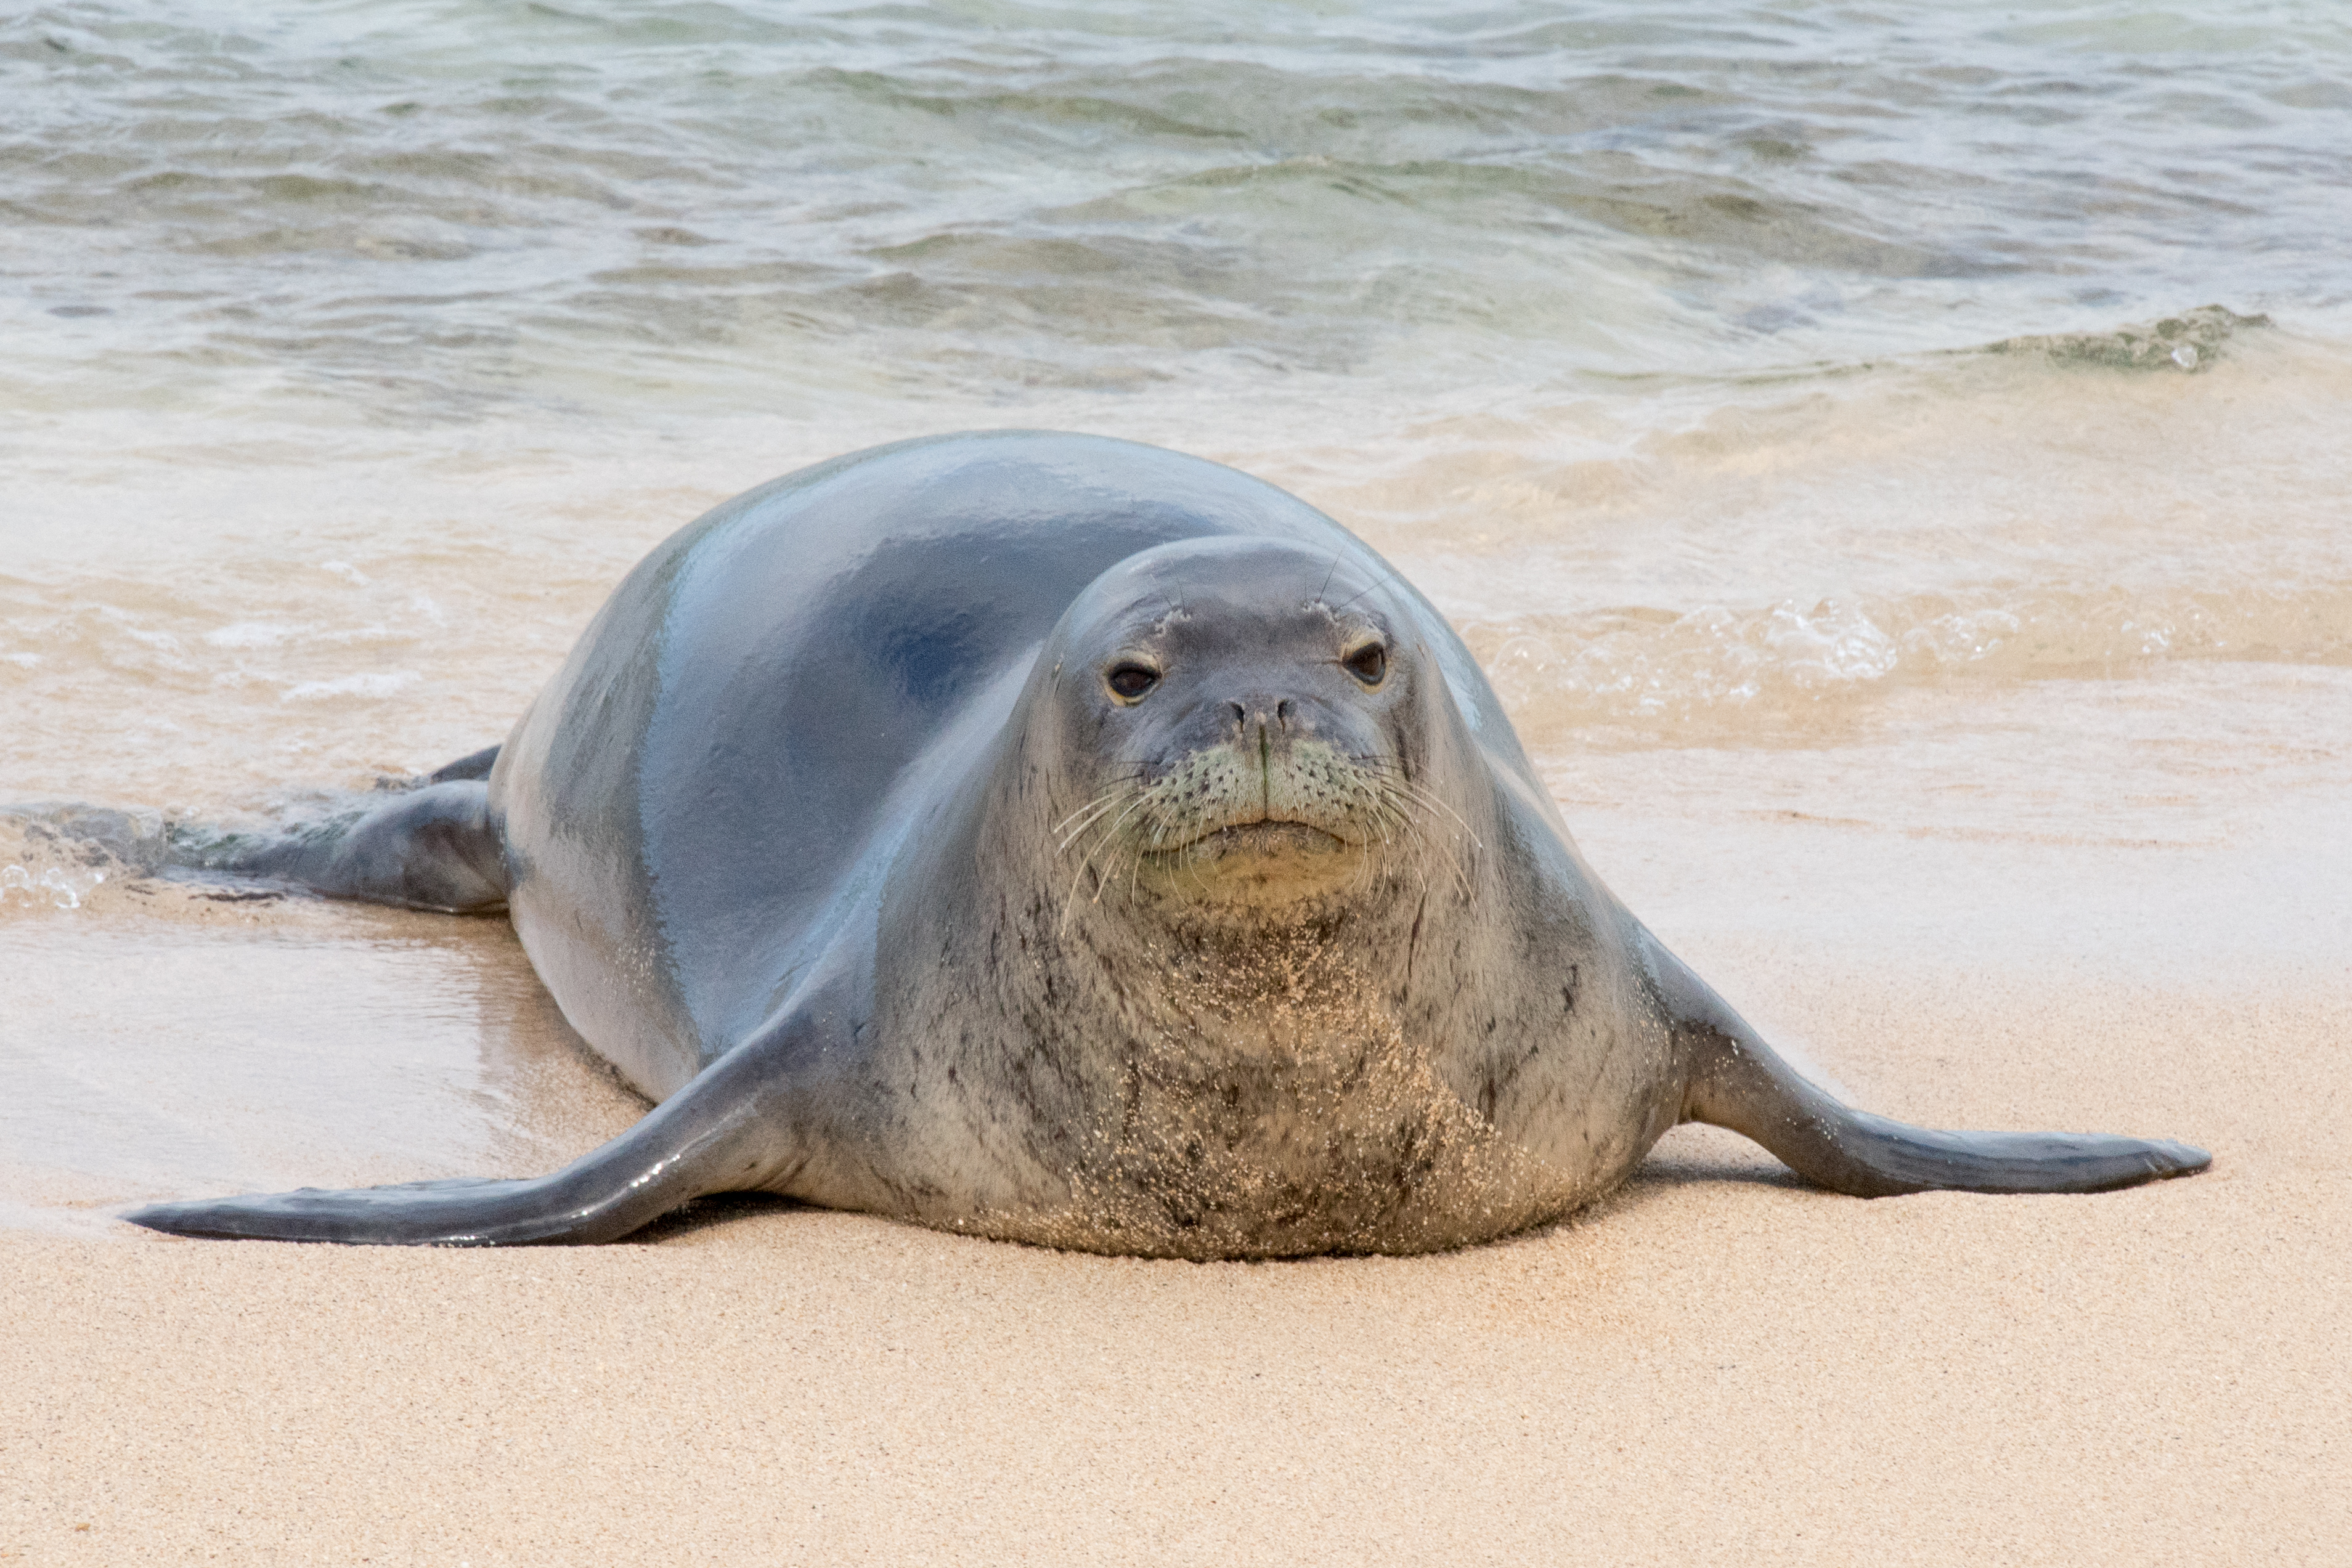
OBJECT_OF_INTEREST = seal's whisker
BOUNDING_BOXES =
[1088,793,1160,905]
[1057,748,1473,911]
[1059,793,1126,833]
[1055,778,1168,932]
[1055,807,1119,853]
[1054,779,1147,845]
[1380,802,1443,897]
[1073,783,1160,850]
[1364,779,1471,896]
[1065,824,1148,929]
[1350,761,1479,842]
[1383,786,1484,863]
[1056,861,1096,936]
[1054,792,1121,839]
[1059,823,1122,931]
[1056,795,1133,851]
[1351,787,1428,902]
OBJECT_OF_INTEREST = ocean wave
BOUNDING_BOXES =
[278,670,420,703]
[1463,584,2352,742]
[7,1,2349,417]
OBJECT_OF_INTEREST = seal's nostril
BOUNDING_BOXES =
[1276,699,1293,728]
[1227,702,1246,731]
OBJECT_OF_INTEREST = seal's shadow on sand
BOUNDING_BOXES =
[629,1192,812,1245]
[623,1137,1806,1253]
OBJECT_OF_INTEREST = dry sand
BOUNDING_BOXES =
[4,674,2348,1565]
[5,977,2342,1566]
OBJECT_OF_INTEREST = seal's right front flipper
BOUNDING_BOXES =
[182,780,509,914]
[1680,1026,2210,1196]
[124,1015,816,1245]
[1648,936,2210,1197]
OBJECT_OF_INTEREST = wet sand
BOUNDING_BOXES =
[4,669,2345,1564]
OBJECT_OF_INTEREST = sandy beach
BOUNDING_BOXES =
[7,668,2345,1564]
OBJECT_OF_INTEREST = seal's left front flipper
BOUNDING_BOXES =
[124,1008,820,1245]
[1646,934,2212,1197]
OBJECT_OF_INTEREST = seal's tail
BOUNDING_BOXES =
[1647,935,2210,1196]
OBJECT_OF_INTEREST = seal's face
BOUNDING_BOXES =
[1044,538,1446,920]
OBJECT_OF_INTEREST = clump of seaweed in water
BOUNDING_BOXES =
[1985,303,2271,372]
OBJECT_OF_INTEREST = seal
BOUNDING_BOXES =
[124,431,2210,1254]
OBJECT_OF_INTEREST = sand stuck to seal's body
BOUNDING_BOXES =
[122,432,2208,1256]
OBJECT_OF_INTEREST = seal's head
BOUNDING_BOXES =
[1036,537,1459,922]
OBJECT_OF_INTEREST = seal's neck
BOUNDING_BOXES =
[1112,916,1399,1053]
[922,780,1547,1259]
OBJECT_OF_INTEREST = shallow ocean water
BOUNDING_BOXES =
[2,0,2347,1227]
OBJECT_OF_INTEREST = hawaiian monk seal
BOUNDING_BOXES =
[125,431,2209,1253]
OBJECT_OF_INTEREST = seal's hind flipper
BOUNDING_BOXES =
[427,744,501,784]
[190,780,508,914]
[1648,936,2210,1196]
[124,1018,812,1245]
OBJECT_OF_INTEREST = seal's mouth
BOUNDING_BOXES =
[1055,737,1401,909]
[1144,818,1352,863]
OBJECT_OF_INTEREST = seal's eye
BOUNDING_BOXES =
[1105,662,1160,702]
[1344,643,1387,686]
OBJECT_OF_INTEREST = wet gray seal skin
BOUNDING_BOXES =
[124,431,2210,1254]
